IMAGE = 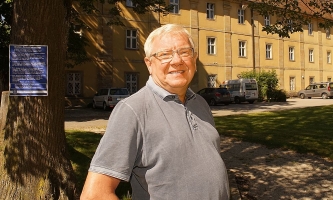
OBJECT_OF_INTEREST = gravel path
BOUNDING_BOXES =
[65,98,333,200]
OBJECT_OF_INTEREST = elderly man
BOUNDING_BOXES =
[80,24,230,200]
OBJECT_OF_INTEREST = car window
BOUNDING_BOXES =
[313,85,318,89]
[330,83,333,88]
[305,85,312,90]
[206,88,215,93]
[100,89,108,95]
[119,89,129,95]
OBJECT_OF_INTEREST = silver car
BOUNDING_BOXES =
[298,82,333,99]
[93,88,130,110]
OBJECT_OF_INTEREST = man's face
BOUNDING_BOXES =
[144,33,197,95]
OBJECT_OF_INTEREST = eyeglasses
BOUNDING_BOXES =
[150,47,194,63]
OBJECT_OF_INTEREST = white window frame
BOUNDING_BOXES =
[206,3,214,19]
[308,23,313,35]
[287,19,294,32]
[126,73,138,94]
[289,47,295,61]
[238,9,245,24]
[266,44,272,59]
[290,77,295,91]
[66,72,81,96]
[327,51,331,64]
[207,37,216,55]
[264,15,270,26]
[170,0,179,14]
[126,29,138,49]
[239,41,246,57]
[208,74,217,88]
[126,0,134,7]
[326,28,331,39]
[309,49,314,62]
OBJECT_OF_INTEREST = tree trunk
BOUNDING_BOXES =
[0,0,78,199]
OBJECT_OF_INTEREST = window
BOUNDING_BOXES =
[66,72,81,96]
[308,23,313,35]
[287,19,294,32]
[239,41,246,57]
[309,77,314,84]
[264,15,270,26]
[328,77,332,82]
[206,3,214,19]
[326,28,331,39]
[126,0,134,7]
[290,77,295,91]
[238,9,245,24]
[266,44,272,59]
[126,73,138,94]
[327,51,331,64]
[309,49,314,62]
[289,47,295,61]
[207,37,216,55]
[170,0,179,14]
[208,74,217,88]
[126,29,137,49]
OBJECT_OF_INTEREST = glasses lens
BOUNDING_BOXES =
[178,48,193,58]
[156,51,173,60]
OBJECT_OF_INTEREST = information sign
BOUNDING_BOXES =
[9,45,48,96]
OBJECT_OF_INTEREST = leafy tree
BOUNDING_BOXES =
[0,0,11,91]
[249,0,333,38]
[240,70,286,101]
[0,0,172,199]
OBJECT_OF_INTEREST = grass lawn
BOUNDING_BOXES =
[215,105,333,160]
[66,105,333,198]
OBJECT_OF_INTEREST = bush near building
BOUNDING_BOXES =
[241,70,287,102]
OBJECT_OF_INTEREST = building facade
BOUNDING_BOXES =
[65,0,333,106]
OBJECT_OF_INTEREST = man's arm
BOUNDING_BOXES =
[80,172,121,200]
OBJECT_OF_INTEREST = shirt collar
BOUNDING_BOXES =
[146,76,196,102]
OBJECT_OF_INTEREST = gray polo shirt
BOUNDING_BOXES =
[89,77,230,200]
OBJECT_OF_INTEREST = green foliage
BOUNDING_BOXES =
[249,0,333,38]
[66,130,132,199]
[240,70,286,101]
[215,105,333,160]
[0,0,11,89]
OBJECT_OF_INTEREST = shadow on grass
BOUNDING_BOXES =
[66,130,132,199]
[215,105,333,160]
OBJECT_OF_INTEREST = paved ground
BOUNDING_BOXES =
[65,98,333,200]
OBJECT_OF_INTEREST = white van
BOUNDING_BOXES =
[220,78,258,104]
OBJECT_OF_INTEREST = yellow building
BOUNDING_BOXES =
[66,0,333,106]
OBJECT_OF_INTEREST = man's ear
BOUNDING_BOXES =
[144,57,152,74]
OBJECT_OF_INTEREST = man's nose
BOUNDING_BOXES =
[170,52,183,64]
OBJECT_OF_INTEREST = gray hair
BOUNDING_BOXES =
[144,24,195,57]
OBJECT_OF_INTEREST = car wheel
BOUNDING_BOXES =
[92,101,97,109]
[248,100,254,104]
[209,99,216,106]
[322,93,328,99]
[234,97,241,104]
[300,93,305,99]
[224,103,229,105]
[103,102,108,111]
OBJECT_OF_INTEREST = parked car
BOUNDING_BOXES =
[92,88,130,110]
[297,82,333,99]
[197,87,232,106]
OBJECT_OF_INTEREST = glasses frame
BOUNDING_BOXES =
[150,47,194,63]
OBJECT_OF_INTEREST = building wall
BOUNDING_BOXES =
[67,0,333,106]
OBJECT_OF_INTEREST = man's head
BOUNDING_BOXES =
[144,24,197,97]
